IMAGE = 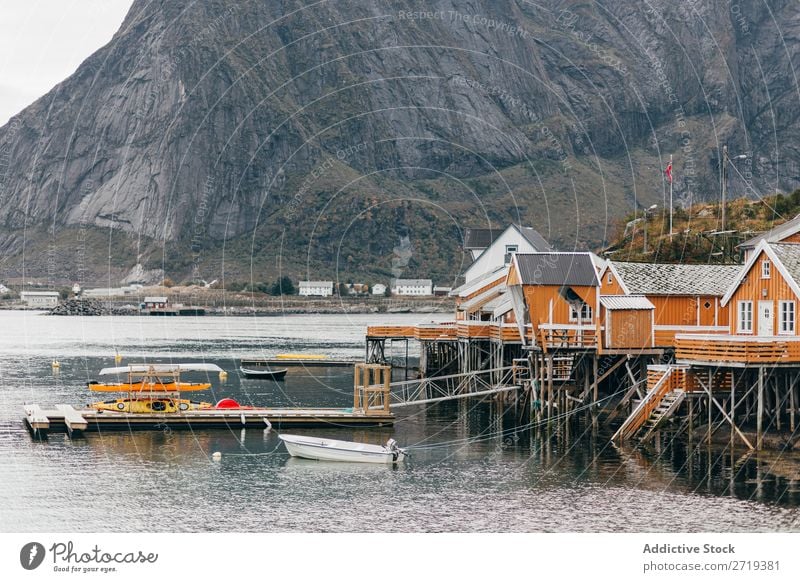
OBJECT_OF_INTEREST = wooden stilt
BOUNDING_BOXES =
[730,371,736,449]
[757,367,765,450]
[791,371,797,433]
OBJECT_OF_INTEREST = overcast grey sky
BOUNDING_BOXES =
[0,0,134,125]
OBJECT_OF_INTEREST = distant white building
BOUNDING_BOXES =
[20,291,60,308]
[372,283,387,295]
[392,279,433,296]
[0,283,10,294]
[83,285,142,298]
[299,281,334,297]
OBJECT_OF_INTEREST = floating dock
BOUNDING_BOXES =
[24,405,394,437]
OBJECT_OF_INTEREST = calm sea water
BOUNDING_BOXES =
[1,310,799,532]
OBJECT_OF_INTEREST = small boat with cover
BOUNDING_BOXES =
[279,434,407,464]
[239,367,288,380]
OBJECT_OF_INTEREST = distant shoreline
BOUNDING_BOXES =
[0,297,455,316]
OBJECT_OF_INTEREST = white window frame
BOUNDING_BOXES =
[569,302,593,322]
[761,260,771,279]
[780,300,795,335]
[737,300,753,334]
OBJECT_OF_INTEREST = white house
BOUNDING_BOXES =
[299,281,334,297]
[143,296,168,309]
[20,291,60,308]
[372,283,387,295]
[463,224,552,283]
[0,283,10,294]
[392,279,433,296]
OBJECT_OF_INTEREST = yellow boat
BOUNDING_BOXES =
[92,398,213,413]
[87,363,224,413]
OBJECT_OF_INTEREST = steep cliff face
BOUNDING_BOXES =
[1,0,798,284]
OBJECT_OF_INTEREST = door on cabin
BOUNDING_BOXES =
[758,301,774,336]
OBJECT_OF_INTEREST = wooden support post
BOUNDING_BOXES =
[791,371,797,433]
[688,395,694,444]
[730,371,736,450]
[547,355,553,422]
[775,375,781,432]
[757,367,765,450]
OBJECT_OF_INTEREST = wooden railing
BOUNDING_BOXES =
[368,321,525,343]
[653,325,728,347]
[489,323,522,342]
[538,324,598,351]
[457,321,493,339]
[674,334,800,364]
[366,325,417,338]
[415,322,457,340]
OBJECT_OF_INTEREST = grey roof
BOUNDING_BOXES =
[599,295,654,310]
[610,262,740,295]
[768,243,800,284]
[463,225,552,252]
[514,253,599,286]
[517,226,553,252]
[464,228,499,249]
[738,214,800,249]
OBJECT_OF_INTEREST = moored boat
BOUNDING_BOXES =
[239,367,288,380]
[279,434,407,464]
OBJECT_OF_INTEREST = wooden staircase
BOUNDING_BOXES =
[612,366,685,443]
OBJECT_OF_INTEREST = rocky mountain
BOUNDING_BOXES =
[1,0,798,286]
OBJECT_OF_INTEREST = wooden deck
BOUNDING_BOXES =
[23,405,394,437]
[675,334,800,365]
[367,322,523,342]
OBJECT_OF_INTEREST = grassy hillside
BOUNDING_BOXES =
[604,190,800,264]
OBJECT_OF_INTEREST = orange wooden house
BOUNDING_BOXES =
[599,261,740,347]
[506,252,602,349]
[675,241,800,364]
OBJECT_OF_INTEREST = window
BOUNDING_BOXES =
[780,301,795,334]
[738,300,753,333]
[569,303,593,322]
[762,260,771,279]
[607,272,613,285]
[504,245,518,265]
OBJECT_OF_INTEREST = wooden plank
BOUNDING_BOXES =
[55,405,88,432]
[23,404,50,431]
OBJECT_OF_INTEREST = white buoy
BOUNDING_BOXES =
[51,360,60,369]
[219,371,228,381]
[212,451,222,460]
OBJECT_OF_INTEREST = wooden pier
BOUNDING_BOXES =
[24,405,394,437]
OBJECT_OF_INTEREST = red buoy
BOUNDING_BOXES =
[215,398,241,409]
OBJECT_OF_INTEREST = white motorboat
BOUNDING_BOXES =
[279,434,407,464]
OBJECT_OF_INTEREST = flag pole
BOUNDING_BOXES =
[669,154,673,236]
